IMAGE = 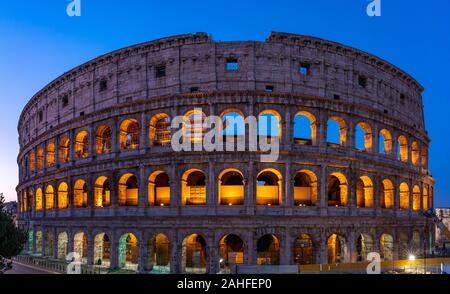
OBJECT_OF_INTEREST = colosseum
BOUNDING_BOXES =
[16,32,435,273]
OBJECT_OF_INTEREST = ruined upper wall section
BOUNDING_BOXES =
[18,32,426,146]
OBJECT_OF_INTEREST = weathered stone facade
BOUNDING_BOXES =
[16,32,434,273]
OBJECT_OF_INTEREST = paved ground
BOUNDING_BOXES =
[5,261,59,274]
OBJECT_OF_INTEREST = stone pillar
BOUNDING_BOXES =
[140,112,148,154]
[88,123,95,159]
[88,173,95,214]
[170,161,181,209]
[284,161,293,211]
[319,164,328,215]
[110,171,119,215]
[67,228,74,255]
[318,231,328,264]
[52,227,58,259]
[109,232,119,269]
[346,119,355,149]
[283,108,292,151]
[373,173,381,216]
[170,232,181,273]
[138,164,147,209]
[245,231,256,266]
[207,161,216,215]
[86,231,94,265]
[111,117,119,155]
[41,226,47,256]
[69,129,76,164]
[55,135,61,167]
[138,236,148,273]
[281,230,292,265]
[53,180,59,211]
[348,230,357,263]
[245,161,255,213]
[207,234,219,274]
[372,126,379,154]
[68,176,74,217]
[32,226,37,254]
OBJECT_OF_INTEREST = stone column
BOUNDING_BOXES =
[318,231,328,264]
[207,234,219,274]
[69,129,76,164]
[88,174,95,215]
[348,230,357,263]
[110,171,119,215]
[32,226,37,254]
[170,161,181,210]
[111,117,119,155]
[68,176,74,217]
[283,108,292,151]
[284,161,293,212]
[138,236,148,273]
[140,112,148,154]
[245,161,255,214]
[207,160,216,215]
[52,227,58,259]
[138,164,147,210]
[88,123,95,160]
[281,230,292,265]
[170,232,181,273]
[245,231,256,266]
[67,228,74,255]
[55,135,61,167]
[319,164,328,215]
[374,173,381,216]
[86,231,95,265]
[41,226,47,256]
[372,126,379,154]
[346,119,355,149]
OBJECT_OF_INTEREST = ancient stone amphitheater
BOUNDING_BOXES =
[17,32,434,273]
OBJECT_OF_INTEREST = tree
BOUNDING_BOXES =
[0,193,27,273]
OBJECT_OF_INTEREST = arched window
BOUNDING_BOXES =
[221,110,245,147]
[35,188,43,211]
[148,171,170,206]
[45,185,54,210]
[379,129,393,155]
[294,170,318,206]
[30,151,35,173]
[47,143,55,167]
[118,174,139,206]
[258,110,282,142]
[327,173,348,207]
[45,231,54,256]
[37,148,44,170]
[94,233,110,267]
[423,184,429,210]
[355,122,372,151]
[218,169,244,206]
[399,182,410,210]
[421,147,428,169]
[58,182,69,209]
[74,232,87,263]
[380,234,394,261]
[257,234,280,265]
[182,234,207,273]
[327,234,347,264]
[182,109,206,144]
[256,169,282,206]
[327,117,346,146]
[398,232,409,259]
[413,185,421,211]
[35,231,43,254]
[74,179,88,208]
[293,234,313,265]
[120,119,139,150]
[182,170,206,205]
[356,234,374,262]
[411,141,419,165]
[94,176,111,208]
[119,233,138,270]
[60,136,70,163]
[75,131,89,159]
[57,232,68,260]
[356,176,373,208]
[397,135,408,162]
[293,112,316,145]
[380,179,394,209]
[149,113,171,146]
[219,234,244,272]
[96,125,112,154]
[148,234,170,273]
[28,190,34,212]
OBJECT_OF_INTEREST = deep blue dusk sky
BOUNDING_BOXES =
[0,0,449,206]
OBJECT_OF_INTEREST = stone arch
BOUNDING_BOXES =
[35,230,43,254]
[421,147,428,169]
[293,170,318,206]
[75,130,89,159]
[327,234,348,264]
[327,172,348,207]
[182,169,206,205]
[57,182,69,209]
[293,234,313,265]
[73,179,88,208]
[327,116,347,146]
[94,232,110,267]
[380,233,394,261]
[399,182,410,210]
[397,135,408,162]
[355,122,372,151]
[35,188,43,211]
[380,179,394,209]
[411,141,420,166]
[96,124,112,154]
[120,118,140,150]
[149,113,171,146]
[219,234,245,272]
[148,233,170,273]
[59,136,70,163]
[118,173,139,206]
[47,142,55,167]
[293,111,316,145]
[379,129,393,154]
[148,171,171,206]
[45,185,55,210]
[57,231,68,259]
[182,233,207,273]
[73,231,87,263]
[423,184,429,210]
[118,233,139,270]
[356,233,374,262]
[218,168,245,206]
[257,109,282,141]
[37,148,44,170]
[256,234,280,265]
[256,168,282,206]
[29,151,35,173]
[412,185,421,211]
[356,176,374,208]
[45,231,54,256]
[220,109,245,139]
[94,176,111,208]
[183,109,206,144]
[411,231,421,256]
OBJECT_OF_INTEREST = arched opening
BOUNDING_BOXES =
[219,234,244,273]
[399,232,409,259]
[148,171,171,206]
[182,169,206,205]
[379,129,393,154]
[45,231,54,256]
[35,188,43,211]
[94,233,110,267]
[258,110,282,142]
[421,148,428,169]
[397,135,408,162]
[74,232,87,264]
[293,111,316,145]
[149,234,170,273]
[399,182,410,210]
[412,231,421,256]
[256,169,282,206]
[293,234,313,265]
[28,190,34,212]
[413,185,421,211]
[120,119,139,150]
[356,176,374,208]
[75,131,89,159]
[118,233,138,271]
[57,182,69,209]
[327,234,347,264]
[73,179,88,208]
[184,110,206,144]
[36,231,43,254]
[380,179,394,209]
[149,113,171,146]
[37,148,44,170]
[57,232,68,260]
[218,169,244,206]
[294,170,318,206]
[96,125,112,154]
[59,136,70,163]
[327,117,346,146]
[355,122,372,151]
[94,176,111,208]
[256,234,280,265]
[221,110,245,144]
[47,143,55,167]
[182,234,207,273]
[423,184,429,210]
[45,185,54,210]
[356,234,374,262]
[411,141,419,165]
[30,151,35,173]
[327,173,348,207]
[118,173,138,206]
[380,234,394,261]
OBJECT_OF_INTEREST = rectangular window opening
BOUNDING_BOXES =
[226,59,239,71]
[155,65,166,78]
